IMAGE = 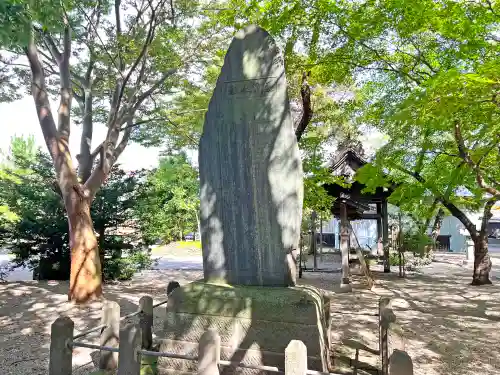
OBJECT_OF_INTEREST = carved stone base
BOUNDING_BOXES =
[157,282,331,374]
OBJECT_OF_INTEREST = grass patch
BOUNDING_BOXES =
[150,241,202,257]
[177,240,201,249]
[88,355,158,375]
[141,354,158,375]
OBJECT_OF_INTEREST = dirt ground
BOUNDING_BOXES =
[1,260,499,375]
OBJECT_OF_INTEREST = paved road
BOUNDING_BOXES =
[0,254,204,281]
[151,256,203,271]
[4,248,500,282]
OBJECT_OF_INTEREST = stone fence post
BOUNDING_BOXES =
[389,349,414,375]
[379,297,396,375]
[49,316,74,375]
[117,324,142,375]
[167,281,180,296]
[198,329,220,375]
[139,295,153,349]
[285,340,307,375]
[100,300,120,370]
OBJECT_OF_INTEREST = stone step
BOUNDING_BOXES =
[157,339,323,374]
[167,283,327,326]
[164,312,324,356]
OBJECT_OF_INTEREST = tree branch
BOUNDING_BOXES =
[114,120,133,160]
[35,28,62,63]
[295,71,313,142]
[90,142,104,161]
[24,28,59,162]
[133,68,177,110]
[336,24,422,85]
[485,0,500,18]
[72,88,85,104]
[78,87,94,183]
[119,116,162,130]
[115,0,125,72]
[480,198,496,237]
[454,120,500,196]
[57,23,72,140]
[74,2,121,75]
[391,161,480,239]
[113,0,165,120]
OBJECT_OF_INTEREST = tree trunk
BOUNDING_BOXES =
[470,199,496,286]
[195,210,201,239]
[67,191,102,302]
[430,208,444,242]
[441,200,492,285]
[471,233,492,285]
[98,225,106,281]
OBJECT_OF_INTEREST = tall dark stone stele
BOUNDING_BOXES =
[199,25,303,286]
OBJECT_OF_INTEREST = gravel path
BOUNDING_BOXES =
[1,259,499,375]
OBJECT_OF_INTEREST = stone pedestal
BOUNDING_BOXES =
[158,282,330,374]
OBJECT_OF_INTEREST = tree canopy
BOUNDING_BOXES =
[136,152,199,244]
[1,0,499,290]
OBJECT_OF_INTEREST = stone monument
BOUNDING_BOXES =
[198,24,303,286]
[158,25,330,374]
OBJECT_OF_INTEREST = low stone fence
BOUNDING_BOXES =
[49,280,180,374]
[48,282,413,375]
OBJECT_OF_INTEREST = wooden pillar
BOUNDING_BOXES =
[139,295,154,350]
[376,203,383,256]
[340,201,350,286]
[311,211,318,271]
[117,324,142,375]
[336,219,341,250]
[382,200,390,273]
[389,350,414,375]
[319,218,323,263]
[100,301,120,370]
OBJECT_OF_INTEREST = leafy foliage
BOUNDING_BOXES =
[136,152,199,244]
[0,136,150,281]
[0,136,70,278]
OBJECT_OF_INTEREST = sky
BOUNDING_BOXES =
[0,94,386,174]
[0,96,162,171]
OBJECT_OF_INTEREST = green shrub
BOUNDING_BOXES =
[103,250,155,281]
[388,251,433,271]
[405,254,432,271]
[389,252,401,266]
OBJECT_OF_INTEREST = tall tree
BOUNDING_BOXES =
[0,0,212,301]
[225,0,499,284]
[348,0,500,284]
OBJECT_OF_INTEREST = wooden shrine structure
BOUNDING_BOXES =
[323,142,394,285]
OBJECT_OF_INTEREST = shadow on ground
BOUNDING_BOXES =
[2,261,500,375]
[300,263,500,375]
[0,270,203,375]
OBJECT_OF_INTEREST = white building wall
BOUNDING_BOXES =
[439,216,467,252]
[321,217,378,249]
[321,210,494,253]
[434,211,484,252]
